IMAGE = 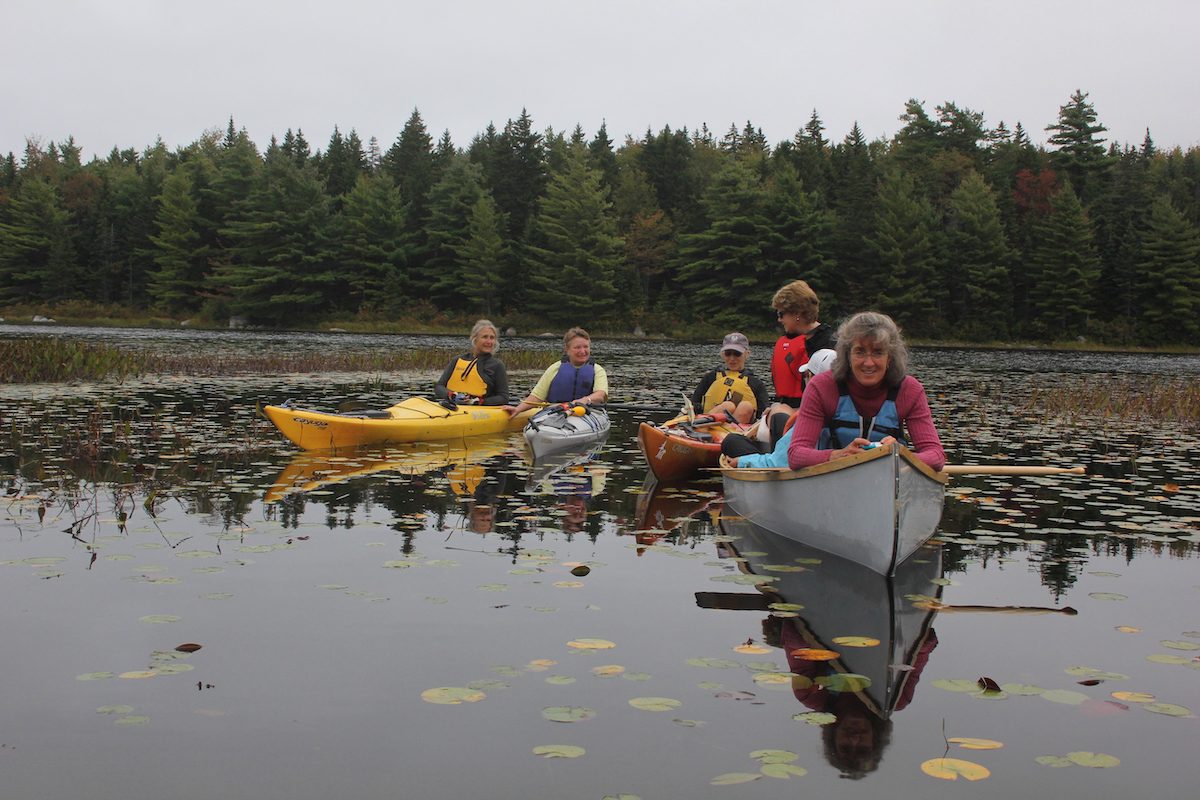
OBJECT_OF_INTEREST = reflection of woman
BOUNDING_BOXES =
[434,319,510,406]
[787,312,945,470]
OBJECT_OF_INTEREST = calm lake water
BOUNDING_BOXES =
[2,326,1198,800]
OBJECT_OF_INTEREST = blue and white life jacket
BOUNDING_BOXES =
[820,382,908,449]
[546,358,595,403]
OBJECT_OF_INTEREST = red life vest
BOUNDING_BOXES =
[771,334,810,402]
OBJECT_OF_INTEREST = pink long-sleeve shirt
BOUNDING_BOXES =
[786,371,946,471]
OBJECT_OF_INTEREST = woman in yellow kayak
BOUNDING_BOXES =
[434,319,510,406]
[506,327,609,415]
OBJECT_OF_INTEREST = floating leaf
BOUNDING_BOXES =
[1146,654,1190,665]
[710,773,761,785]
[752,672,795,686]
[921,757,991,781]
[1088,592,1127,601]
[542,706,596,723]
[75,672,115,681]
[1115,625,1141,634]
[673,718,705,727]
[421,687,485,705]
[768,602,804,612]
[96,705,135,715]
[948,737,1004,750]
[545,675,576,685]
[568,638,615,650]
[553,581,585,588]
[1143,702,1192,717]
[119,670,158,679]
[792,711,837,726]
[790,648,838,662]
[570,565,590,577]
[139,614,181,624]
[113,715,150,726]
[1001,683,1045,696]
[977,676,1002,692]
[733,643,771,655]
[1040,688,1089,705]
[686,657,739,669]
[467,679,509,691]
[629,697,681,712]
[934,678,985,693]
[750,749,797,764]
[1161,640,1200,651]
[526,659,557,671]
[175,643,202,653]
[1111,691,1154,703]
[532,744,585,758]
[832,636,880,648]
[761,763,807,779]
[1036,755,1074,768]
[710,573,777,586]
[592,665,625,677]
[815,673,871,692]
[1067,751,1120,768]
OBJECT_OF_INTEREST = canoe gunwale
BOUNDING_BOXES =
[720,443,948,485]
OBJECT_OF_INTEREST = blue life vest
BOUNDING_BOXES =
[820,382,908,449]
[546,358,595,403]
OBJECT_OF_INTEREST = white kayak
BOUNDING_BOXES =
[522,404,610,459]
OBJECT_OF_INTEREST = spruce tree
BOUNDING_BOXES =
[1136,197,1200,343]
[148,168,208,313]
[1046,90,1110,206]
[1028,183,1101,338]
[865,167,942,336]
[0,177,75,303]
[456,193,507,316]
[423,157,486,308]
[524,145,622,322]
[828,123,879,312]
[337,173,412,314]
[945,172,1012,339]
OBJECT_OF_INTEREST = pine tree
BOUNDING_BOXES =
[337,173,412,313]
[588,121,619,194]
[148,168,208,313]
[490,109,546,239]
[1028,183,1101,338]
[525,145,622,322]
[1136,197,1200,343]
[0,177,76,303]
[1046,90,1110,205]
[422,156,486,307]
[945,172,1012,339]
[865,167,941,335]
[456,193,507,316]
[383,109,435,229]
[828,123,879,312]
[761,164,834,306]
[675,159,772,324]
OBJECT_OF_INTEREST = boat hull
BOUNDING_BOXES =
[721,444,946,575]
[637,418,747,483]
[264,397,533,451]
[523,406,610,460]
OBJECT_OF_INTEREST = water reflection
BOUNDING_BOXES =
[706,517,942,778]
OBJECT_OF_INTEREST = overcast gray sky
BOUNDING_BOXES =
[5,0,1197,162]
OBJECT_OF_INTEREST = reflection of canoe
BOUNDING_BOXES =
[523,404,610,460]
[637,414,750,483]
[263,397,534,451]
[631,475,722,534]
[525,444,608,499]
[702,516,942,719]
[264,435,515,503]
[721,443,946,575]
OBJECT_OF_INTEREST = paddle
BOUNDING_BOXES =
[941,465,1086,476]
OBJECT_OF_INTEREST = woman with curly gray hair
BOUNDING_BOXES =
[434,319,510,405]
[786,311,945,470]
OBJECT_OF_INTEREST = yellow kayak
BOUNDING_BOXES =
[263,397,535,451]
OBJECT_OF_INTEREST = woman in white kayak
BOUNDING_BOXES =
[434,319,510,406]
[506,327,609,415]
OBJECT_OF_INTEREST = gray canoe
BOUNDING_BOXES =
[720,443,946,576]
[522,405,610,460]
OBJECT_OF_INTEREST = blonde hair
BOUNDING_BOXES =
[470,319,499,353]
[771,280,820,324]
[562,326,590,350]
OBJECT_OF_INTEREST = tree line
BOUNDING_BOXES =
[1,90,1197,344]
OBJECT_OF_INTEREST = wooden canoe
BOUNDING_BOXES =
[720,443,947,575]
[637,414,750,483]
[263,397,535,451]
[700,516,942,719]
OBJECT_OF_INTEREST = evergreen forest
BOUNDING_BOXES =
[1,90,1198,345]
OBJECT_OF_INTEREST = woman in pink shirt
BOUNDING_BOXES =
[786,312,945,471]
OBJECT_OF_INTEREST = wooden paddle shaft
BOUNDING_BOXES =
[941,465,1086,476]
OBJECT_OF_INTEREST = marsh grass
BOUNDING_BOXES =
[1,339,554,383]
[1025,377,1200,428]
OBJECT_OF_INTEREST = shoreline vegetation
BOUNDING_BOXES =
[2,327,1197,429]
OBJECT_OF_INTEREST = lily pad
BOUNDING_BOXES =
[948,737,1004,750]
[1067,751,1120,767]
[96,705,135,714]
[921,757,991,781]
[138,614,181,624]
[629,697,681,712]
[542,706,596,723]
[793,711,837,726]
[567,638,615,650]
[750,749,797,764]
[532,744,585,758]
[1041,689,1089,705]
[545,675,576,685]
[815,673,871,692]
[1143,702,1192,717]
[421,687,486,705]
[113,715,150,726]
[831,636,880,648]
[710,773,761,785]
[761,763,808,779]
[686,657,739,669]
